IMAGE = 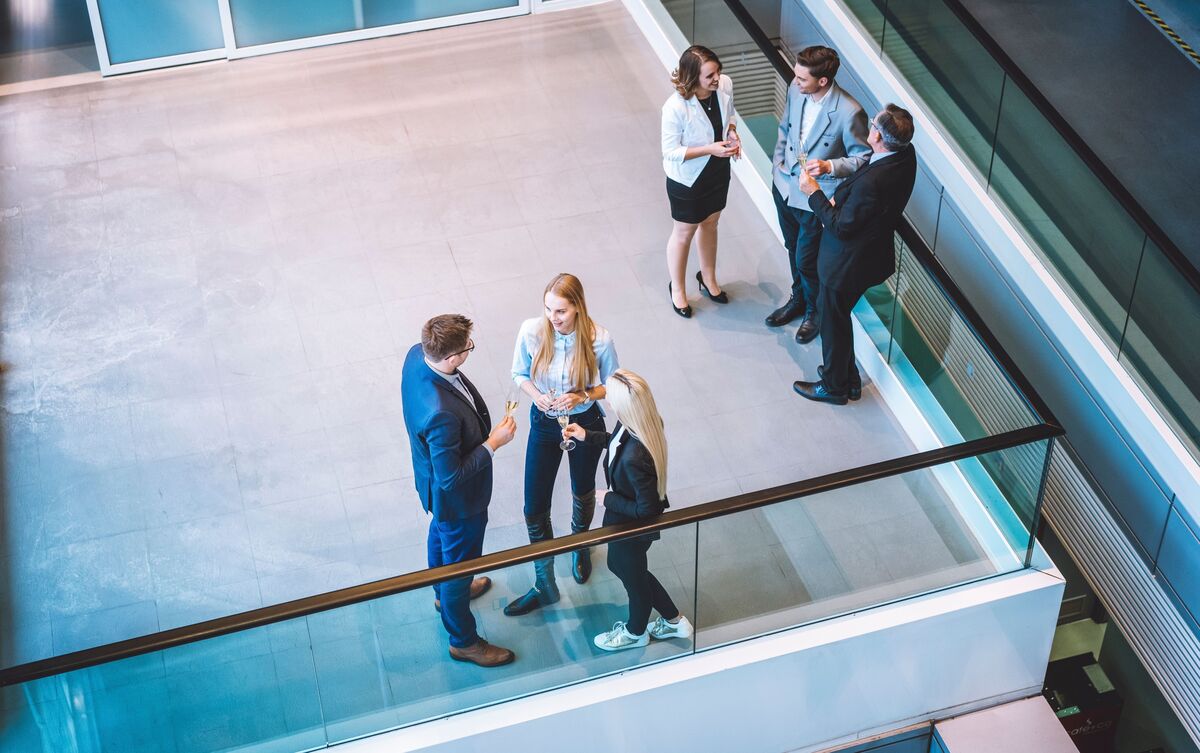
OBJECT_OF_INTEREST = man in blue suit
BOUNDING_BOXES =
[402,314,517,667]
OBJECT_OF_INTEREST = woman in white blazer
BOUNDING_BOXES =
[661,45,741,318]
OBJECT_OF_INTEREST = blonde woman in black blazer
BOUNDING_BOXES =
[562,369,693,651]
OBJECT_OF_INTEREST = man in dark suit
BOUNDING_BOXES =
[793,104,918,405]
[401,314,517,667]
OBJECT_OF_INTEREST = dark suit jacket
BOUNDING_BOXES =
[401,343,493,522]
[583,423,669,537]
[808,145,918,294]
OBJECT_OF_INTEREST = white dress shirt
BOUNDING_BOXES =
[511,318,619,416]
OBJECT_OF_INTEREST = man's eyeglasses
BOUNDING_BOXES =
[450,340,475,358]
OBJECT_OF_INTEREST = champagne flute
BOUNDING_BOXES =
[557,412,575,452]
[504,385,520,419]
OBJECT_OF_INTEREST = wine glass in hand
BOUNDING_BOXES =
[504,385,520,419]
[557,412,575,451]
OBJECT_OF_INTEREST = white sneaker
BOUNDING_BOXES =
[593,621,649,651]
[648,615,693,641]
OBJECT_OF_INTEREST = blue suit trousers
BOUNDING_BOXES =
[427,511,488,648]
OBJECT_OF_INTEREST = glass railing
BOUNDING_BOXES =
[825,0,1200,461]
[0,5,1063,750]
[0,426,1056,751]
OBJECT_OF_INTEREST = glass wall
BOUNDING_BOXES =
[833,0,1200,461]
[86,0,525,72]
[226,0,522,48]
[96,0,224,64]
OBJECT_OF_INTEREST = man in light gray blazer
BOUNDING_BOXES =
[767,46,871,344]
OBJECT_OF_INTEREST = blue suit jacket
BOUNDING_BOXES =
[401,343,493,522]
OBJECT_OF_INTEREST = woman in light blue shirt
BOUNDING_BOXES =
[504,273,619,616]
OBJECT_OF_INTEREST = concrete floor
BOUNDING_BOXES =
[0,0,989,682]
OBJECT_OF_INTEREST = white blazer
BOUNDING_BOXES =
[661,73,737,188]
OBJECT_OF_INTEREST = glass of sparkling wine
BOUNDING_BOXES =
[798,150,809,175]
[504,385,519,419]
[557,412,575,452]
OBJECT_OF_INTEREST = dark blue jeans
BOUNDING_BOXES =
[773,183,824,316]
[523,403,605,518]
[427,511,488,649]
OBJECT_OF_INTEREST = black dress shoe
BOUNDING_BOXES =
[503,586,560,616]
[818,365,862,401]
[765,297,804,327]
[696,271,729,303]
[793,380,848,405]
[572,548,592,584]
[668,282,692,318]
[794,315,819,344]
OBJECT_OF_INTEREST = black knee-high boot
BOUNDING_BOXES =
[503,512,561,616]
[571,490,596,584]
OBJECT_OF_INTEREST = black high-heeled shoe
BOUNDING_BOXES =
[696,271,729,303]
[668,282,692,318]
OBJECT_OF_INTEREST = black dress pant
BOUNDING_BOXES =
[606,534,678,635]
[817,283,865,396]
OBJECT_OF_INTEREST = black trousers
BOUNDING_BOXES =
[772,184,823,313]
[817,283,865,396]
[606,535,679,635]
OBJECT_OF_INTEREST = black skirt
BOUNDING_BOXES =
[666,155,731,224]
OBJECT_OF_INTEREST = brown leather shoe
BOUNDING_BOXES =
[434,576,492,613]
[449,639,515,668]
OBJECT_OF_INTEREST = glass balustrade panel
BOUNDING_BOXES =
[693,439,1047,649]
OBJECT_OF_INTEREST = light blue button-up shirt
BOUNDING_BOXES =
[869,149,896,165]
[512,317,619,416]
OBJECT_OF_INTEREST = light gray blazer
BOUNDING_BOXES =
[772,81,871,210]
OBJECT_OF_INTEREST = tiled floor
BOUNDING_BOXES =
[1,2,984,671]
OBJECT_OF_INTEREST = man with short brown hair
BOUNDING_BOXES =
[767,45,871,344]
[402,314,517,667]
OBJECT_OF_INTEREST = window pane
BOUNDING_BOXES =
[97,0,224,64]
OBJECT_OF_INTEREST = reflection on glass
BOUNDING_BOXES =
[885,238,1038,444]
[97,0,225,64]
[841,0,888,47]
[878,0,1005,180]
[228,0,519,48]
[3,527,698,750]
[988,83,1143,348]
[1120,240,1200,458]
[693,441,1046,649]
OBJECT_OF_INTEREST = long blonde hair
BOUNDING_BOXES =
[605,369,669,501]
[531,273,598,392]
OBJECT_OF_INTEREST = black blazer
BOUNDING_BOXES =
[808,145,918,294]
[400,343,493,522]
[583,422,669,535]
